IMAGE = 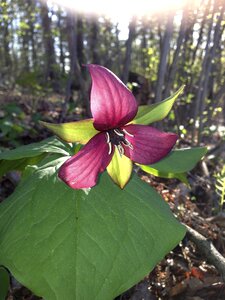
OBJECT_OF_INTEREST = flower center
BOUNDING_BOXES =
[105,128,133,156]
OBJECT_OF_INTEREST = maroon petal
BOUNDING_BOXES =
[58,133,113,189]
[88,64,138,131]
[122,124,178,165]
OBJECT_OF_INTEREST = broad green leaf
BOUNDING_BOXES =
[0,137,72,177]
[40,119,98,144]
[133,85,185,125]
[0,157,185,300]
[0,267,9,300]
[139,147,207,176]
[140,165,189,185]
[0,154,45,177]
[0,137,71,160]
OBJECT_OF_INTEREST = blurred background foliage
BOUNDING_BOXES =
[0,0,224,151]
[1,1,225,298]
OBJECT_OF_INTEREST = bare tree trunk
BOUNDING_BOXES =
[114,23,122,75]
[77,15,86,67]
[121,17,136,84]
[1,0,11,73]
[57,9,65,75]
[179,3,199,123]
[102,19,115,69]
[40,1,56,82]
[197,2,225,143]
[191,0,211,64]
[164,9,187,97]
[140,17,148,73]
[192,3,215,144]
[89,17,100,64]
[60,12,88,121]
[214,82,225,104]
[20,0,30,73]
[27,0,37,69]
[155,14,174,102]
[21,32,30,72]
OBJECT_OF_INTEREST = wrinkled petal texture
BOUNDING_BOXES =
[122,124,178,165]
[58,133,113,189]
[88,64,138,131]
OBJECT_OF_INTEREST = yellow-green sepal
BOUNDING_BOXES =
[107,149,133,189]
[39,119,98,144]
[132,85,185,125]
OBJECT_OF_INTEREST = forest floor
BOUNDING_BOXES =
[1,92,225,300]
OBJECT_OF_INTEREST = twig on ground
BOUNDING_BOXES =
[184,224,225,281]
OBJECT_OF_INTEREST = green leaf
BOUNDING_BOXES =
[214,166,225,208]
[133,85,185,125]
[0,137,72,177]
[0,137,71,160]
[140,165,189,185]
[139,147,207,175]
[0,154,45,177]
[0,157,185,300]
[0,267,9,300]
[139,147,207,183]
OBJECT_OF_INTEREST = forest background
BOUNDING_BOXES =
[0,0,225,299]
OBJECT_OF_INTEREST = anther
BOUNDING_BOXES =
[122,140,133,150]
[108,142,112,155]
[122,129,134,137]
[128,144,133,150]
[114,129,124,136]
[106,132,110,143]
[116,144,124,157]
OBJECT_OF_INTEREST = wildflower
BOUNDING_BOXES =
[41,65,178,189]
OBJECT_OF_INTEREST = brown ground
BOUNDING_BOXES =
[1,92,224,300]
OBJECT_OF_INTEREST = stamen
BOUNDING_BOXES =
[105,128,134,157]
[108,142,112,155]
[122,128,134,137]
[106,132,110,143]
[116,144,124,157]
[114,129,124,136]
[122,141,133,150]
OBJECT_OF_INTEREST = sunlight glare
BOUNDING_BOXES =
[48,0,190,20]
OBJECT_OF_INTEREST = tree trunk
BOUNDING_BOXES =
[77,15,86,68]
[191,0,211,64]
[114,23,122,75]
[155,14,174,102]
[57,9,65,75]
[27,0,37,69]
[191,5,215,143]
[164,9,187,97]
[40,1,56,82]
[89,18,100,64]
[1,0,11,73]
[20,0,30,73]
[121,17,136,83]
[197,2,225,143]
[60,12,88,121]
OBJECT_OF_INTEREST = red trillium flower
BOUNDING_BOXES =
[41,65,178,189]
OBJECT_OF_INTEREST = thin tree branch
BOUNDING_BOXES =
[184,224,225,282]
